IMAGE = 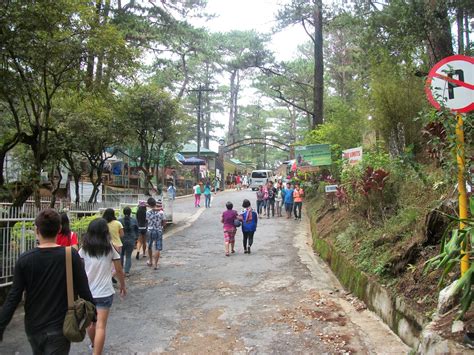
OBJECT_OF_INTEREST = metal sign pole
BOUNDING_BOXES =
[456,114,469,275]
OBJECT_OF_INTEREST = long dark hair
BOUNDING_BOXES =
[82,218,112,257]
[136,205,147,226]
[59,212,71,236]
[102,208,116,223]
[123,206,131,232]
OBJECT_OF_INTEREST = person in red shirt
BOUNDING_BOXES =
[55,212,78,249]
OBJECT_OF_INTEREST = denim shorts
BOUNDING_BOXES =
[94,294,114,309]
[148,230,163,251]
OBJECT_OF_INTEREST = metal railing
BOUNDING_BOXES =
[0,195,173,287]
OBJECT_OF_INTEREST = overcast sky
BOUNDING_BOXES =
[189,0,308,150]
[192,0,307,61]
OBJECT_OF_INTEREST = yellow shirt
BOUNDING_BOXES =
[108,220,123,247]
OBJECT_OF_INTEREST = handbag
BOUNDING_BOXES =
[233,219,242,227]
[63,246,96,342]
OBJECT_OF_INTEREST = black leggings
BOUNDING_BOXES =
[294,202,302,218]
[243,231,254,249]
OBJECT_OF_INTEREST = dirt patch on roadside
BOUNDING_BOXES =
[164,309,245,354]
[270,290,358,354]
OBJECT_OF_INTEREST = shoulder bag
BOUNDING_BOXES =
[63,246,96,342]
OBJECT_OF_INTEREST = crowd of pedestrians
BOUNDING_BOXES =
[0,176,303,353]
[0,196,166,354]
[255,181,304,220]
[220,179,304,257]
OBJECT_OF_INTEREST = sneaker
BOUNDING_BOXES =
[244,249,248,254]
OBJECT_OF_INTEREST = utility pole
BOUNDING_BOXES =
[188,85,214,181]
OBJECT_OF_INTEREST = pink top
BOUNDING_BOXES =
[222,210,238,229]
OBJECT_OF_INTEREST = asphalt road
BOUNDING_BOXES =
[0,189,409,354]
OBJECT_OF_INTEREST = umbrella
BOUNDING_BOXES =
[180,156,206,166]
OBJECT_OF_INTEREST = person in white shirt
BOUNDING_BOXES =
[79,218,126,354]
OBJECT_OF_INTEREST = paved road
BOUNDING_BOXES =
[0,189,409,354]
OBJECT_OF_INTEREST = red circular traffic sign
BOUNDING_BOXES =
[425,55,474,113]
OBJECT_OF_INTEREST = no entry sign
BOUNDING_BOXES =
[426,55,474,113]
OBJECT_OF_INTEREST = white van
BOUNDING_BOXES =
[249,170,274,190]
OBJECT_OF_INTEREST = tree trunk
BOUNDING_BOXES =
[73,173,81,203]
[228,70,237,144]
[457,7,464,54]
[465,14,470,53]
[313,0,324,128]
[50,165,62,208]
[12,185,34,208]
[425,0,453,66]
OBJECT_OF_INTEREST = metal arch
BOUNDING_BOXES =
[224,138,290,153]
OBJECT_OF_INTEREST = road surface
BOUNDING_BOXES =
[0,189,409,354]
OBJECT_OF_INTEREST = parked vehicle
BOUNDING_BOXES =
[249,170,275,190]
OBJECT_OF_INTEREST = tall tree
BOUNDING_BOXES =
[276,0,324,128]
[119,84,190,195]
[214,30,272,144]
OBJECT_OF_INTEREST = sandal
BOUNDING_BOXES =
[225,253,230,257]
[146,261,152,267]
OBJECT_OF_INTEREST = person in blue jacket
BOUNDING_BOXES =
[240,199,258,254]
[283,182,294,219]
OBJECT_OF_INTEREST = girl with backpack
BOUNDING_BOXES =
[241,199,258,254]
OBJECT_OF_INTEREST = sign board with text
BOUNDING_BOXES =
[295,144,331,167]
[342,147,363,165]
[325,185,338,193]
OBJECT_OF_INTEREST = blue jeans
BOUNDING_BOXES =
[205,194,211,207]
[256,200,264,215]
[121,240,134,273]
[94,294,114,309]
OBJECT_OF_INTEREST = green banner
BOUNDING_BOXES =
[295,144,331,167]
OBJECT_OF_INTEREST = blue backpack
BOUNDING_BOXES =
[242,210,258,232]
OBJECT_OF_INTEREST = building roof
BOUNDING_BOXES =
[180,144,218,157]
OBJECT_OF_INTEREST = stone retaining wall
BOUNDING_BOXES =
[311,232,426,348]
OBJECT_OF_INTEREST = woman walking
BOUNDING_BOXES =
[204,181,212,208]
[56,212,78,249]
[241,199,258,254]
[79,218,126,354]
[256,185,265,217]
[135,202,147,260]
[102,208,123,253]
[119,207,139,276]
[221,202,238,256]
[275,183,283,217]
[193,182,201,207]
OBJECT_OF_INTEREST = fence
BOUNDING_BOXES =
[0,194,173,287]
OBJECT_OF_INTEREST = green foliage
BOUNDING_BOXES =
[70,214,101,240]
[424,197,474,319]
[370,55,426,153]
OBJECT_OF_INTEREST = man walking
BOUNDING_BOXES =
[0,209,94,354]
[266,181,277,218]
[146,198,166,270]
